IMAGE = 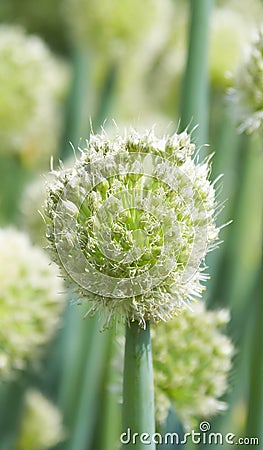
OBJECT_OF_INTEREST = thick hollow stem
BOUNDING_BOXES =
[122,321,155,449]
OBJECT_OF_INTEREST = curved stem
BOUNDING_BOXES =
[122,321,155,449]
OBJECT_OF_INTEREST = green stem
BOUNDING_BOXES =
[67,321,110,450]
[59,306,94,427]
[206,107,240,303]
[59,47,91,161]
[93,62,118,132]
[0,377,26,450]
[245,230,263,438]
[223,137,262,320]
[98,331,122,450]
[180,0,213,147]
[122,321,155,450]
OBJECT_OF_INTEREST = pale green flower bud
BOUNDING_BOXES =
[44,127,220,327]
[0,228,65,376]
[0,25,69,167]
[16,389,65,450]
[152,302,234,428]
[228,28,263,134]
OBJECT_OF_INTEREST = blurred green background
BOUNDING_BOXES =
[0,0,262,449]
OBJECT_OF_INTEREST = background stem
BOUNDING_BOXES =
[180,0,213,148]
[67,319,110,450]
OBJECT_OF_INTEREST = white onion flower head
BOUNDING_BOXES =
[16,389,65,450]
[152,302,234,428]
[44,127,220,327]
[0,228,64,376]
[228,28,263,134]
[0,25,68,166]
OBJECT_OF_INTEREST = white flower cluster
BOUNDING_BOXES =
[0,25,68,166]
[152,302,234,428]
[228,28,263,134]
[44,127,219,327]
[0,228,64,376]
[16,389,64,450]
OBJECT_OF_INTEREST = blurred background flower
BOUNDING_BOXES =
[0,228,64,377]
[228,28,263,134]
[152,303,234,429]
[0,25,69,168]
[15,389,65,450]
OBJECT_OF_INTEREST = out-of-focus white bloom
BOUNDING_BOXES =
[113,1,185,121]
[65,0,173,60]
[20,175,50,247]
[152,302,234,428]
[209,9,250,88]
[113,0,263,121]
[209,0,263,89]
[44,127,220,327]
[228,28,263,134]
[0,228,65,377]
[20,158,75,246]
[16,389,65,450]
[0,25,69,166]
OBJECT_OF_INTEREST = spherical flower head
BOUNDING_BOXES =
[44,127,220,327]
[228,28,263,134]
[152,302,234,429]
[0,228,65,377]
[16,389,65,450]
[0,25,69,166]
